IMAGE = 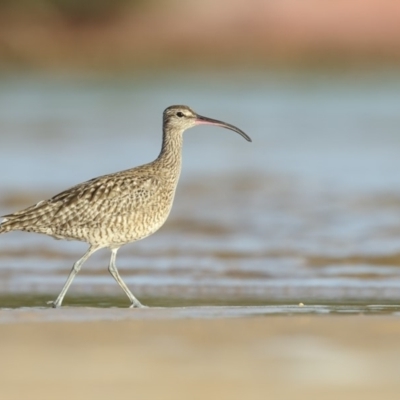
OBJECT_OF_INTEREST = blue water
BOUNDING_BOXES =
[1,71,400,306]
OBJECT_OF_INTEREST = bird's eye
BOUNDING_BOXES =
[176,112,184,118]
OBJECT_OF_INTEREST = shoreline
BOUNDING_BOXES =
[1,304,400,324]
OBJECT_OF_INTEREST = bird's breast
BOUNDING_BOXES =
[85,184,178,247]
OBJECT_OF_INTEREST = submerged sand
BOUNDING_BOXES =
[1,307,400,400]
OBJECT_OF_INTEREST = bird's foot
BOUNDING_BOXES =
[129,302,148,309]
[46,300,61,308]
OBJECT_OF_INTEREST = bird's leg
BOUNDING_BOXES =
[48,245,100,308]
[108,248,145,308]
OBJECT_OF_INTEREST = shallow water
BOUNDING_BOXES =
[1,72,400,310]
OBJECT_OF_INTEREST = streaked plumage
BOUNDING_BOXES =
[0,105,251,308]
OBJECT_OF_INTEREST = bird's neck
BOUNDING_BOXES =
[155,127,183,179]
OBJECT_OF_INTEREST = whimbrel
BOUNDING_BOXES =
[0,105,251,308]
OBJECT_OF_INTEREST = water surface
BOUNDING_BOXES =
[1,72,400,309]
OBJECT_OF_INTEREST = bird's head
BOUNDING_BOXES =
[163,105,251,142]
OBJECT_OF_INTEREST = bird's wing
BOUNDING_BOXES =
[2,170,163,229]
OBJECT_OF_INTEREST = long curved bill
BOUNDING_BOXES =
[195,114,252,142]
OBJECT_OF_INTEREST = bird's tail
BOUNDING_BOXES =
[0,215,34,234]
[0,217,14,234]
[0,200,50,234]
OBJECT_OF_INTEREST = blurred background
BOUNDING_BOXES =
[1,0,400,307]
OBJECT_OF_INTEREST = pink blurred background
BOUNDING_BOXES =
[0,0,399,72]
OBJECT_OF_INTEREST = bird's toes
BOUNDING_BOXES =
[130,303,148,309]
[47,300,60,308]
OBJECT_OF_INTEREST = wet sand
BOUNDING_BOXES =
[1,307,400,400]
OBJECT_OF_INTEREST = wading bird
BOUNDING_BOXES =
[0,105,251,307]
